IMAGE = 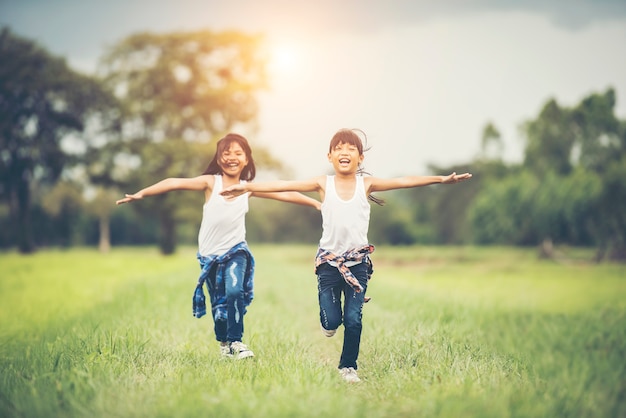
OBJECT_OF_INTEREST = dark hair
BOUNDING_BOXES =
[329,128,370,156]
[202,133,256,181]
[330,128,385,205]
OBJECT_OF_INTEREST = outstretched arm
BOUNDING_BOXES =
[368,172,472,193]
[221,177,324,198]
[116,176,211,205]
[252,191,321,210]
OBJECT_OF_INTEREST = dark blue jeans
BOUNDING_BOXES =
[317,261,369,370]
[211,253,248,343]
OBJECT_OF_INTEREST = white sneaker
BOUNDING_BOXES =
[339,367,361,383]
[320,323,337,337]
[229,341,254,359]
[220,343,232,358]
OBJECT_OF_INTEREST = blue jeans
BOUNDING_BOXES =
[317,261,369,370]
[210,253,248,343]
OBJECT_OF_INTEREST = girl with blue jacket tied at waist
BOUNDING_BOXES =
[116,133,321,359]
[221,128,472,381]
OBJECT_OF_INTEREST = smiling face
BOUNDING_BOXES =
[327,129,365,176]
[328,141,364,175]
[218,141,249,179]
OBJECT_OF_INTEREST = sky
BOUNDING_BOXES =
[2,0,626,178]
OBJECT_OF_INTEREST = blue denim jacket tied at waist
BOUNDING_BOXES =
[193,241,255,320]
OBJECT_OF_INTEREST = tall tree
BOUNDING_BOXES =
[0,28,115,253]
[472,88,626,261]
[40,180,86,247]
[570,88,622,173]
[567,88,625,260]
[480,121,504,161]
[85,187,120,252]
[522,98,576,175]
[468,172,540,245]
[97,30,279,254]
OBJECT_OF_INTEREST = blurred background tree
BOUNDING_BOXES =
[467,88,625,260]
[1,27,624,262]
[95,30,283,254]
[0,28,117,253]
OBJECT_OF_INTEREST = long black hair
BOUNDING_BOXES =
[329,129,385,205]
[202,133,256,181]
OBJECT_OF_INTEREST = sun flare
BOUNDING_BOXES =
[268,43,301,77]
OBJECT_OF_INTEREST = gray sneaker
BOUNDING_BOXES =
[230,341,254,359]
[220,343,233,358]
[339,367,361,383]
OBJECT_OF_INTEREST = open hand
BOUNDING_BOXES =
[116,193,142,205]
[220,184,247,198]
[441,172,472,184]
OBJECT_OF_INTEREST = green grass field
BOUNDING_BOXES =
[1,245,624,417]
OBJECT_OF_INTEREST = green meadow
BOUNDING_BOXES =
[1,245,624,418]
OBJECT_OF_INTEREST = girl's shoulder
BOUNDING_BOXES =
[362,175,380,191]
[197,174,217,189]
[313,174,331,182]
[314,175,329,188]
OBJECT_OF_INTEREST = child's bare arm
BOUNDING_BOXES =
[116,176,212,205]
[368,172,472,193]
[253,192,321,210]
[221,177,324,197]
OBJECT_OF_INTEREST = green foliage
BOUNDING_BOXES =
[40,181,88,246]
[246,197,321,243]
[0,246,624,417]
[96,30,279,254]
[480,121,503,160]
[470,88,626,258]
[592,156,626,260]
[411,163,485,244]
[0,28,116,252]
[3,27,625,258]
[370,201,424,245]
[571,89,622,173]
[468,169,604,246]
[98,30,268,137]
[548,169,602,245]
[522,99,575,175]
[109,208,159,245]
[469,172,539,245]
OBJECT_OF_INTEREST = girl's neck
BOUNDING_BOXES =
[221,173,241,188]
[334,171,357,181]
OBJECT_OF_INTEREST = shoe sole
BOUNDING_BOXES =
[235,351,254,359]
[339,368,361,383]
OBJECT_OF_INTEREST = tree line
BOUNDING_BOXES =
[1,27,624,261]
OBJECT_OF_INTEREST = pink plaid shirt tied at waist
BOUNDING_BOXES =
[315,244,375,293]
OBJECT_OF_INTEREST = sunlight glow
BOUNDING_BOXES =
[267,42,302,80]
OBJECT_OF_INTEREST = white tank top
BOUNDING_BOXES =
[198,175,249,256]
[319,175,370,256]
